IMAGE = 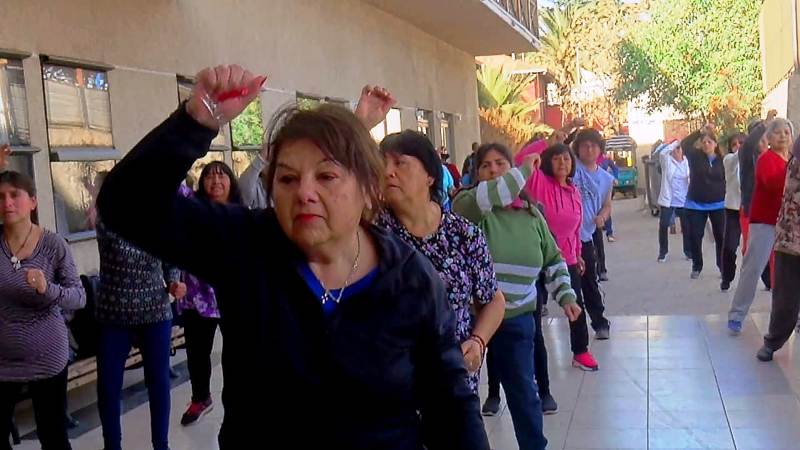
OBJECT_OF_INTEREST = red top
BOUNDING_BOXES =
[749,150,789,225]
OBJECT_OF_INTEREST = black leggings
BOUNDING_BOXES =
[183,310,221,403]
[686,208,725,274]
[0,368,71,450]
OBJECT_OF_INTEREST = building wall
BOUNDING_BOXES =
[760,0,796,93]
[0,0,482,273]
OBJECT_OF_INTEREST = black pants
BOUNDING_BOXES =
[592,228,608,275]
[568,264,589,355]
[0,368,71,450]
[763,252,800,351]
[658,206,691,258]
[721,209,742,283]
[183,310,221,403]
[686,208,725,274]
[488,275,550,399]
[581,240,609,331]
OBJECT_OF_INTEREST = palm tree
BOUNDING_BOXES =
[476,64,539,120]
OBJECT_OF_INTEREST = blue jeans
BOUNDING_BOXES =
[97,321,172,450]
[488,313,547,450]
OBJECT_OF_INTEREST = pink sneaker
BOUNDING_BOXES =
[572,351,599,371]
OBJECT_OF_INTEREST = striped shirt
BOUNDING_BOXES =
[0,229,86,381]
[453,165,577,318]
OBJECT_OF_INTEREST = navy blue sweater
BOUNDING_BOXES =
[97,106,489,450]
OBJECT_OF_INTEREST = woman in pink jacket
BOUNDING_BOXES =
[516,141,599,371]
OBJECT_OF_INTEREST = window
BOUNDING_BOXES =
[369,108,401,142]
[43,60,117,238]
[416,109,433,143]
[231,97,264,149]
[439,112,455,153]
[297,93,350,111]
[546,82,561,106]
[43,63,114,151]
[51,160,115,238]
[177,77,229,149]
[297,94,322,111]
[0,57,35,181]
[0,58,30,146]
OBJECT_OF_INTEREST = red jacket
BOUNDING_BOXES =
[750,150,789,225]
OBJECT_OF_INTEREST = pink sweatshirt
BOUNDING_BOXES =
[515,140,583,265]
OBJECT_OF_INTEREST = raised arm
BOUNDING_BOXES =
[239,148,269,209]
[452,164,533,224]
[98,66,268,285]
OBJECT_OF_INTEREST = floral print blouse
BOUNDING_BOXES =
[377,210,498,392]
[776,157,800,257]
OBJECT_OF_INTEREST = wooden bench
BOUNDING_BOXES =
[66,326,185,390]
[8,327,185,446]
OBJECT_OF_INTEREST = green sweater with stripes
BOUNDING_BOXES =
[453,165,577,319]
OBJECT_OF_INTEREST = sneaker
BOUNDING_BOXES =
[181,398,213,426]
[595,325,611,340]
[756,345,774,362]
[599,272,609,282]
[657,254,668,263]
[540,393,558,415]
[572,351,599,371]
[607,235,616,243]
[720,281,731,292]
[481,396,501,416]
[727,320,742,336]
[690,271,700,279]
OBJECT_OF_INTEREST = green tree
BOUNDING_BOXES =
[527,0,638,126]
[231,98,264,147]
[616,0,763,129]
[476,64,538,119]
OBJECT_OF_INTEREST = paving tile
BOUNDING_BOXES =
[648,428,735,449]
[649,409,729,429]
[569,408,647,429]
[649,393,725,412]
[731,426,800,449]
[564,428,648,449]
[575,394,648,411]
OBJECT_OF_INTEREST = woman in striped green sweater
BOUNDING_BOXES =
[453,143,580,450]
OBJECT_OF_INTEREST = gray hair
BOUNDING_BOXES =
[765,118,795,140]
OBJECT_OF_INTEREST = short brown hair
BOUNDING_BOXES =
[264,104,384,221]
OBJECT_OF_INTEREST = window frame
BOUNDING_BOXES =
[0,51,39,182]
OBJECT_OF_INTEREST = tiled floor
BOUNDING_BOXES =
[481,313,800,450]
[12,312,800,449]
[11,199,796,449]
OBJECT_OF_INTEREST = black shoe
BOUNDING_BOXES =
[756,346,774,362]
[720,281,731,292]
[595,323,611,340]
[482,396,501,416]
[541,393,558,415]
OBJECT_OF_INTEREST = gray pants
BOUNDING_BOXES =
[764,252,800,351]
[728,223,775,322]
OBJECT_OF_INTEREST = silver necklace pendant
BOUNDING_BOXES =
[10,256,21,271]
